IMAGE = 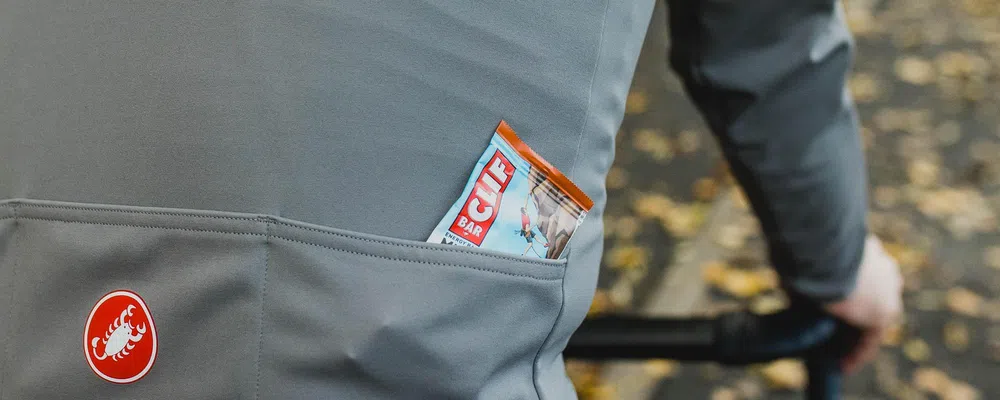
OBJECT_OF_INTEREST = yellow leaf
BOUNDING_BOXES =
[606,245,649,271]
[751,294,787,315]
[614,216,641,241]
[662,205,703,238]
[946,287,982,317]
[907,159,940,187]
[643,359,678,379]
[731,188,750,210]
[760,359,807,390]
[632,128,674,162]
[703,261,729,286]
[943,320,971,352]
[895,56,936,85]
[584,384,617,400]
[710,387,738,400]
[849,73,882,103]
[733,377,764,400]
[632,194,674,221]
[882,324,903,346]
[605,167,628,190]
[676,130,701,154]
[693,177,719,202]
[721,269,761,298]
[625,91,649,115]
[715,224,747,250]
[903,339,931,362]
[913,367,951,395]
[944,380,981,400]
[587,290,612,317]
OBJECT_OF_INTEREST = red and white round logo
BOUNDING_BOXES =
[83,290,157,384]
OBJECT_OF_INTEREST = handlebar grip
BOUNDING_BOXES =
[564,303,860,400]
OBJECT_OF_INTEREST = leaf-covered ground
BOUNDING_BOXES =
[568,0,1000,399]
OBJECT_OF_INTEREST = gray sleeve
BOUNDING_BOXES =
[664,0,869,303]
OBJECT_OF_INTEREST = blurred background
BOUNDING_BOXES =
[566,0,1000,399]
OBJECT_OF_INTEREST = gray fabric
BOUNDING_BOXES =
[665,0,867,303]
[0,0,865,398]
[0,199,564,399]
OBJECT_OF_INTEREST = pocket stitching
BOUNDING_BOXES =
[16,217,266,237]
[13,216,561,281]
[271,220,563,267]
[272,236,562,281]
[3,202,563,267]
[9,203,259,221]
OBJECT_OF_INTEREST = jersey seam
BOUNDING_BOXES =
[253,222,272,400]
[13,216,560,282]
[566,0,613,183]
[272,236,561,281]
[0,201,560,267]
[0,204,19,400]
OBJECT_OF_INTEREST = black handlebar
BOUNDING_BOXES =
[564,303,860,400]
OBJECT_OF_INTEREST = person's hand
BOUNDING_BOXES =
[823,234,903,374]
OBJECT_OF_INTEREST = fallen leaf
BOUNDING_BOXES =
[693,177,719,202]
[751,294,787,315]
[721,269,760,298]
[896,56,936,85]
[676,130,701,154]
[584,384,616,400]
[587,290,612,317]
[632,128,674,162]
[903,339,932,362]
[606,245,649,271]
[643,359,678,379]
[883,324,904,346]
[715,224,747,250]
[846,6,877,36]
[731,188,750,210]
[913,367,951,395]
[632,194,674,221]
[710,387,737,400]
[625,91,649,115]
[760,359,807,390]
[608,279,633,308]
[849,72,882,102]
[734,377,764,400]
[943,380,981,400]
[606,167,628,190]
[662,204,704,238]
[943,320,971,352]
[908,159,940,187]
[946,287,983,317]
[703,261,729,286]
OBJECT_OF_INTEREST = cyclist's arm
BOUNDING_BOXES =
[665,0,868,304]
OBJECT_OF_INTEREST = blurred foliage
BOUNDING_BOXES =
[568,0,1000,398]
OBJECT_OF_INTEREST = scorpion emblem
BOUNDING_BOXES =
[90,304,147,362]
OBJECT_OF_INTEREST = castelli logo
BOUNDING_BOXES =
[83,290,157,384]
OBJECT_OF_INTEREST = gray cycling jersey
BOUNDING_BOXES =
[1,0,866,398]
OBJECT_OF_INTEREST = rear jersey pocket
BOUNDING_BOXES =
[0,199,566,400]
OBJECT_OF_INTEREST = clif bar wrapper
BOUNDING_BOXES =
[428,121,594,260]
